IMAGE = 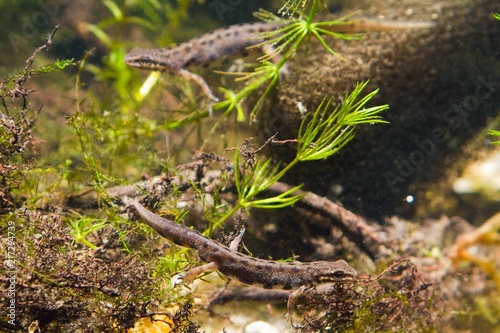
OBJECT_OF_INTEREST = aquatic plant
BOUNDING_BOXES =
[218,6,361,122]
[0,25,75,209]
[488,129,500,145]
[211,81,387,231]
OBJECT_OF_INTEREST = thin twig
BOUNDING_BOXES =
[268,181,390,260]
[17,24,60,87]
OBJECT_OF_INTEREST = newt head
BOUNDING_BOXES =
[124,47,181,72]
[311,259,358,284]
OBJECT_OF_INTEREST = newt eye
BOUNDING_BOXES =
[138,57,152,65]
[332,270,346,279]
[317,270,350,283]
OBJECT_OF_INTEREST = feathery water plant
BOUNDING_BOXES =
[222,6,361,121]
[255,8,361,61]
[209,81,388,232]
[297,81,388,161]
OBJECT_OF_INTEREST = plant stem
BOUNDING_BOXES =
[307,0,320,25]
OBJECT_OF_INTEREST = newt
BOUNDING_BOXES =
[132,200,357,322]
[125,18,435,101]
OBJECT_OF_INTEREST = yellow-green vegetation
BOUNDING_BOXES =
[488,129,500,144]
[68,216,107,250]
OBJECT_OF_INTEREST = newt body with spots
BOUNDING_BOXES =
[125,19,435,101]
[125,22,279,72]
[133,200,358,323]
[133,200,357,290]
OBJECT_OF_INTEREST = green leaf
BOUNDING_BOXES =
[103,0,124,20]
[86,23,112,47]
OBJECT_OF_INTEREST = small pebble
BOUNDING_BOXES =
[244,321,280,333]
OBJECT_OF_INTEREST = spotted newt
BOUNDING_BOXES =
[125,18,435,101]
[132,200,357,322]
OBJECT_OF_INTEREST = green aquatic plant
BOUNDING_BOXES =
[488,129,500,145]
[0,25,75,209]
[66,42,163,208]
[68,216,107,249]
[296,81,387,161]
[209,2,361,123]
[209,81,388,232]
[234,10,360,122]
